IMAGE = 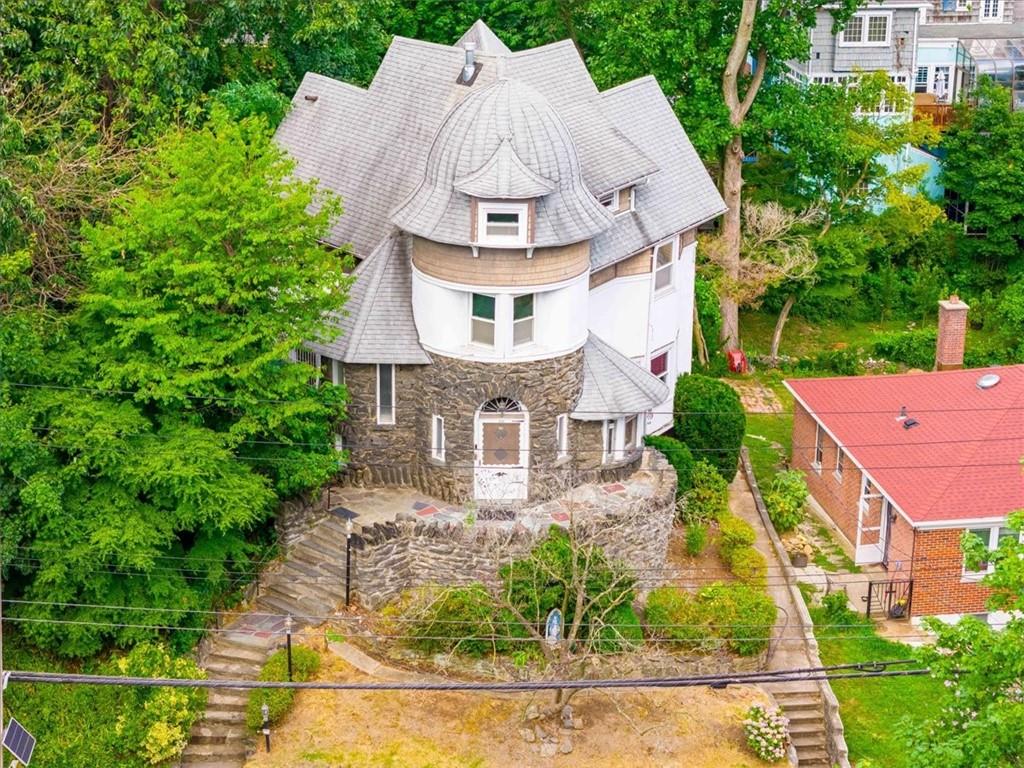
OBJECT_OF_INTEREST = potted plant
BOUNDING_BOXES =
[889,597,908,619]
[786,533,814,568]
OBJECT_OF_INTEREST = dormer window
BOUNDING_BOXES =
[598,186,635,216]
[478,201,529,246]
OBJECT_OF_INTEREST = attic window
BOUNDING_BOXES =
[599,186,635,215]
[478,201,529,246]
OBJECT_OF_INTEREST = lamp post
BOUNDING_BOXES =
[345,518,354,608]
[285,614,293,683]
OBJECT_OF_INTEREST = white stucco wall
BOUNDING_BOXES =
[412,266,590,362]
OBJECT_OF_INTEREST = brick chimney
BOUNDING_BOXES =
[935,294,969,370]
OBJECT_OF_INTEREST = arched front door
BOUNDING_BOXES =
[474,397,529,501]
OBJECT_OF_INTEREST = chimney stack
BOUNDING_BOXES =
[935,294,969,370]
[462,42,477,83]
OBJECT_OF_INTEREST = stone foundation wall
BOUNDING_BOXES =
[350,449,676,608]
[339,350,619,505]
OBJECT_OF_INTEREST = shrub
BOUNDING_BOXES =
[871,328,937,369]
[820,590,855,624]
[644,586,714,651]
[718,513,757,562]
[696,583,777,656]
[685,522,708,557]
[592,603,644,653]
[396,585,526,657]
[683,459,729,523]
[645,584,776,657]
[673,374,746,479]
[644,434,696,494]
[729,546,767,586]
[744,703,789,762]
[246,647,321,730]
[794,348,863,376]
[763,470,808,533]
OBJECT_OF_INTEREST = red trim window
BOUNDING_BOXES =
[650,350,669,384]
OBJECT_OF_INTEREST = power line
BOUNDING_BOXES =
[5,662,930,693]
[8,380,1024,417]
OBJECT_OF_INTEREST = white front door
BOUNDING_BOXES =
[474,398,528,501]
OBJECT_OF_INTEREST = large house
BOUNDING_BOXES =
[274,21,725,505]
[786,298,1024,625]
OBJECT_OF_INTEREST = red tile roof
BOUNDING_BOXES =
[786,365,1024,526]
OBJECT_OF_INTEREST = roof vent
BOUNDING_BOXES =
[459,42,480,85]
[903,418,920,430]
[303,94,318,102]
[977,373,1001,390]
[896,405,907,421]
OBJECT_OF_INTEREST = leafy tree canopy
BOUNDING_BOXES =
[0,111,350,656]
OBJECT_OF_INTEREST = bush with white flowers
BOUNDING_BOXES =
[743,703,789,762]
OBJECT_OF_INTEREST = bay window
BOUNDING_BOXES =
[471,293,496,346]
[513,294,534,346]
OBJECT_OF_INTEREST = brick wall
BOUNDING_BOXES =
[909,528,991,617]
[792,404,863,549]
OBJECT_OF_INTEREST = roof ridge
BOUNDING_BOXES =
[600,74,659,96]
[788,363,1024,388]
[300,71,368,94]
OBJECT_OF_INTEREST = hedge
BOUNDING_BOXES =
[645,583,776,656]
[673,374,746,479]
[246,647,321,730]
[592,602,645,653]
[719,513,757,562]
[683,459,729,523]
[644,433,695,495]
[728,546,768,586]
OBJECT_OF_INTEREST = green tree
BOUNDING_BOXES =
[908,509,1024,767]
[673,374,746,480]
[0,111,351,655]
[585,0,861,350]
[941,80,1024,273]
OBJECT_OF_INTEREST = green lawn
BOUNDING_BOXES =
[810,611,943,768]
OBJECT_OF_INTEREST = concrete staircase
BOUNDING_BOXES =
[179,514,354,766]
[768,684,831,767]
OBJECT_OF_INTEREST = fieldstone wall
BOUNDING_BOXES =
[339,349,613,504]
[350,449,677,608]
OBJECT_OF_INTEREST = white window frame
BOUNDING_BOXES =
[812,423,824,472]
[603,419,617,464]
[512,293,534,347]
[834,447,845,482]
[838,12,892,47]
[431,414,445,461]
[650,346,671,385]
[598,191,616,209]
[477,201,529,247]
[376,363,396,425]
[980,0,1003,21]
[624,415,638,452]
[556,414,569,460]
[470,292,497,348]
[962,525,1021,580]
[598,186,636,216]
[652,238,676,293]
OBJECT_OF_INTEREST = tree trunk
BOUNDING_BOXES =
[718,134,745,350]
[693,301,709,367]
[769,294,796,364]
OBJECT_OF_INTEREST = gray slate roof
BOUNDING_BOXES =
[590,77,727,270]
[391,78,615,247]
[306,233,430,365]
[275,23,703,265]
[572,334,669,421]
[456,19,512,55]
[920,21,1024,38]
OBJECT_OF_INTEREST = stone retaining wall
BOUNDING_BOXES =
[350,449,677,608]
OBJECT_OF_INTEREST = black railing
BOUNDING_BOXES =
[865,579,913,619]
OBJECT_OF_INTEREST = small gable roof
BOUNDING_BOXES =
[572,334,669,420]
[786,366,1024,526]
[307,233,430,365]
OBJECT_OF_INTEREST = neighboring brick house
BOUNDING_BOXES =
[274,21,725,504]
[786,297,1024,624]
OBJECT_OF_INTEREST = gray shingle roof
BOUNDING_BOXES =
[571,334,669,421]
[306,233,430,365]
[590,77,727,270]
[456,18,512,55]
[391,78,614,247]
[274,26,663,261]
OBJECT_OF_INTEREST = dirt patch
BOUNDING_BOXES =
[244,650,774,768]
[665,524,735,589]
